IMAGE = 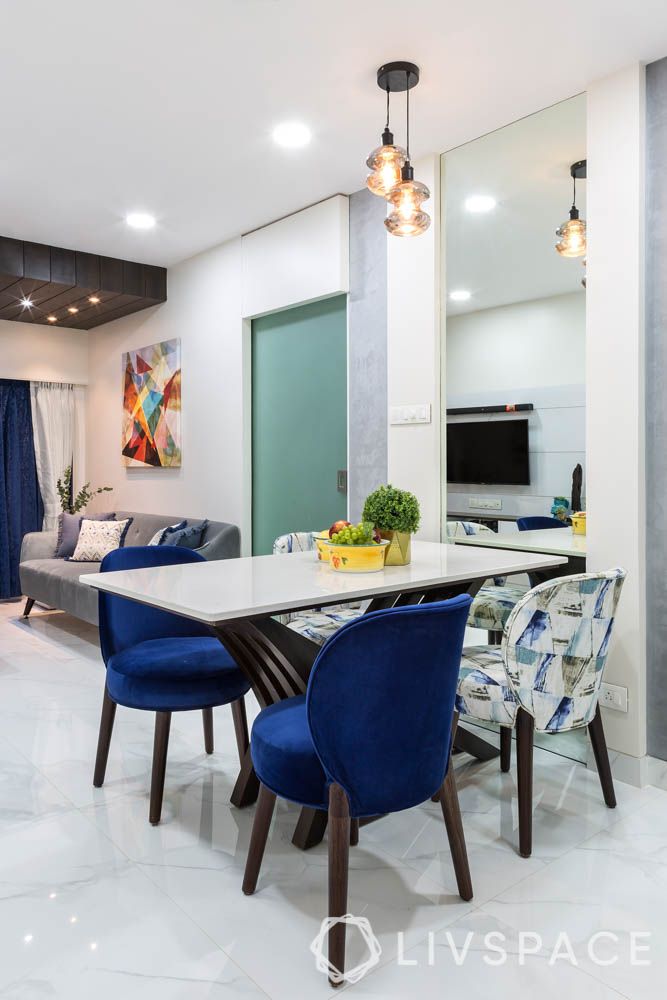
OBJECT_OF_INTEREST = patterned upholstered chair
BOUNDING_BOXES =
[273,532,363,645]
[456,568,626,857]
[446,521,527,642]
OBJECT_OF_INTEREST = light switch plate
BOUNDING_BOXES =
[390,403,431,425]
[469,497,502,510]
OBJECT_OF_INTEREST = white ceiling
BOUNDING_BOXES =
[1,0,666,267]
[445,94,587,316]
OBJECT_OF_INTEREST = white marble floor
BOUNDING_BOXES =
[0,601,664,999]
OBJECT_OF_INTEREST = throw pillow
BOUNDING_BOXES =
[161,519,209,550]
[69,518,132,563]
[147,520,187,546]
[56,511,116,558]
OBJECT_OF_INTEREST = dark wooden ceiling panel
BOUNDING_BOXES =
[0,235,166,329]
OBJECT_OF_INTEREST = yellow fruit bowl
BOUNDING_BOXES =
[325,540,389,573]
[571,512,587,535]
[312,531,331,562]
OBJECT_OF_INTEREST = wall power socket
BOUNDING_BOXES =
[599,682,628,713]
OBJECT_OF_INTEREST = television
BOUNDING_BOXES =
[447,419,530,485]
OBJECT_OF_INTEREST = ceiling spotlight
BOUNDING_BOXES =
[68,306,79,314]
[47,315,57,323]
[88,296,100,304]
[465,194,496,213]
[126,212,156,230]
[23,934,33,944]
[272,121,311,148]
[20,297,33,309]
[449,289,471,302]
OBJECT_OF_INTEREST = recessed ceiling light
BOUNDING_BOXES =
[68,306,79,314]
[47,315,57,323]
[126,212,156,230]
[464,195,497,214]
[272,121,311,149]
[449,289,471,302]
[20,297,33,309]
[88,296,100,304]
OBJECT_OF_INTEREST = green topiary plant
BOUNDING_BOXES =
[362,484,421,534]
[56,464,113,516]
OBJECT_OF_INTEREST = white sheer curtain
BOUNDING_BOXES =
[30,382,86,531]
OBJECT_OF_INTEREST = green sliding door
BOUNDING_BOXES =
[252,295,347,555]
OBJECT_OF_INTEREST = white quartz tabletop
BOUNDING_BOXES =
[452,527,587,558]
[79,540,567,625]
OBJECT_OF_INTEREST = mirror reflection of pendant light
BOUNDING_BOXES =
[555,159,587,258]
[366,86,406,198]
[372,62,430,237]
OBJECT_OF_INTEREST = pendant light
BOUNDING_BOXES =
[366,86,406,198]
[383,64,431,237]
[555,160,587,258]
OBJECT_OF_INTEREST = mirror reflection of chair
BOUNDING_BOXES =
[455,568,626,857]
[517,516,568,531]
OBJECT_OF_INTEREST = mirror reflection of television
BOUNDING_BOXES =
[447,419,530,485]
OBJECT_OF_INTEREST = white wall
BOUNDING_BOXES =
[586,64,646,762]
[0,321,88,384]
[387,155,442,541]
[446,293,585,395]
[85,197,349,543]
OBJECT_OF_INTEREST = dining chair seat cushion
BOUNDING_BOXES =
[468,583,528,632]
[251,694,329,810]
[456,646,518,726]
[285,608,364,646]
[106,636,250,712]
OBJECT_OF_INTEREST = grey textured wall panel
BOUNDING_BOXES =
[646,57,667,760]
[348,189,388,521]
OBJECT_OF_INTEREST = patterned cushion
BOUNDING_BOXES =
[469,582,528,632]
[456,646,518,726]
[286,608,363,646]
[70,518,131,562]
[504,569,626,733]
[273,532,317,554]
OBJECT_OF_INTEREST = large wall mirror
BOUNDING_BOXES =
[441,94,587,762]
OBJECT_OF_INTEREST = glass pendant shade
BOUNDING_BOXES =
[384,177,431,237]
[366,141,407,198]
[555,216,586,257]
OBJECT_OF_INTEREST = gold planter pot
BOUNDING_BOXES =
[380,530,412,566]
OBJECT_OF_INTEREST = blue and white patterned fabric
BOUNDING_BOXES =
[446,520,526,631]
[272,532,364,645]
[456,569,626,732]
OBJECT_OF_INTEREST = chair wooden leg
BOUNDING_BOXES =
[438,766,473,901]
[202,708,214,754]
[242,784,277,895]
[231,697,249,766]
[350,818,359,846]
[500,726,512,773]
[93,687,116,788]
[328,783,350,987]
[22,597,35,618]
[588,704,617,808]
[149,711,172,826]
[516,708,535,857]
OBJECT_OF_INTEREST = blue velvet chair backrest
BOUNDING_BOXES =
[98,546,209,663]
[517,516,568,531]
[306,594,471,817]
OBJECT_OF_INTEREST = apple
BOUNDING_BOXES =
[372,526,382,544]
[329,520,351,538]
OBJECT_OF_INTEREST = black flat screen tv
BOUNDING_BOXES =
[447,419,530,485]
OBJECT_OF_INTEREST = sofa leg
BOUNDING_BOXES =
[149,712,172,825]
[22,598,35,619]
[93,687,117,787]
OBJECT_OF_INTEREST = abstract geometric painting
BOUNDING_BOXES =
[122,339,181,467]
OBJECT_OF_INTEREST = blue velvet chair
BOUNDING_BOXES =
[517,516,568,531]
[242,595,474,987]
[93,546,251,825]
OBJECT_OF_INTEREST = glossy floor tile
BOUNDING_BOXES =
[0,602,665,998]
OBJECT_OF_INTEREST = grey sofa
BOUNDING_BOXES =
[19,511,240,626]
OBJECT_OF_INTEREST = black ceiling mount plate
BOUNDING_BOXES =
[570,159,587,180]
[377,61,420,93]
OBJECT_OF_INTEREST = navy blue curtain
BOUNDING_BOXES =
[0,380,44,598]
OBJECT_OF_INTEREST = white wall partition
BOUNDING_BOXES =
[0,321,88,384]
[586,64,646,764]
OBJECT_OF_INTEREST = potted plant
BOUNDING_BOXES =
[56,464,113,515]
[361,484,421,565]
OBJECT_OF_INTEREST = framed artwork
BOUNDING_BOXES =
[122,338,181,467]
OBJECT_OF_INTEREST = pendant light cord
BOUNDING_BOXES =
[406,70,411,159]
[385,86,390,131]
[572,173,577,210]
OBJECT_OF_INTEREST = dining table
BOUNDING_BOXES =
[450,525,586,581]
[80,539,567,848]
